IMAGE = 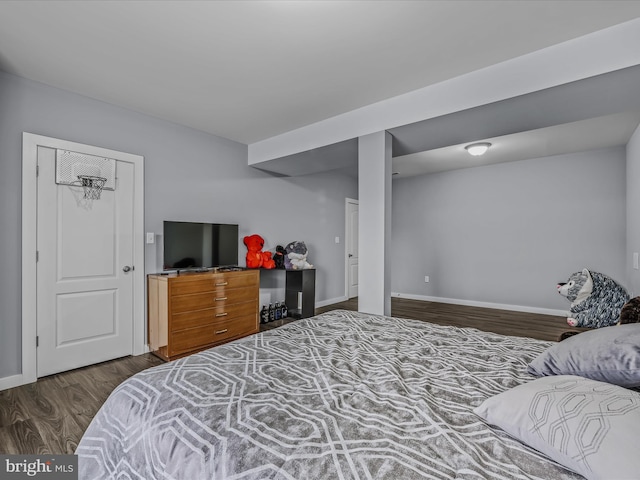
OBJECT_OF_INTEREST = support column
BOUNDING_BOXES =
[358,131,392,316]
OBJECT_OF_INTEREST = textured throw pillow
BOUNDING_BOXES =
[474,375,640,480]
[527,323,640,388]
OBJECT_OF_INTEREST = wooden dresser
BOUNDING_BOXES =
[147,269,259,361]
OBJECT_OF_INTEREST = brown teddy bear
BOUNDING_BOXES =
[620,296,640,324]
[243,234,275,269]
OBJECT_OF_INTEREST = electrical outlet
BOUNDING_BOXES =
[424,276,430,283]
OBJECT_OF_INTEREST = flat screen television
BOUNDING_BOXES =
[163,221,239,270]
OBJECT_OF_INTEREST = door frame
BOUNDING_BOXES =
[344,197,359,299]
[21,132,146,387]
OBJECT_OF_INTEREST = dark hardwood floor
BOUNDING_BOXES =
[1,297,581,455]
[0,353,163,455]
[316,297,586,342]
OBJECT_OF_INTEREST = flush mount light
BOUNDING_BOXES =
[465,142,491,156]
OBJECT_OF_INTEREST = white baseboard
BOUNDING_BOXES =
[0,373,29,392]
[316,295,348,308]
[1,345,152,391]
[391,292,569,317]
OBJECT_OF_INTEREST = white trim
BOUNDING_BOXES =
[18,132,145,390]
[131,142,146,356]
[316,295,348,309]
[0,374,28,391]
[391,292,569,317]
[21,134,38,386]
[344,197,358,300]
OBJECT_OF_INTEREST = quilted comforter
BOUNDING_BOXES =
[76,310,582,479]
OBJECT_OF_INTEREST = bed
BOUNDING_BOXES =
[76,310,640,479]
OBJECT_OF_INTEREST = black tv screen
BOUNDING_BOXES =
[163,221,239,270]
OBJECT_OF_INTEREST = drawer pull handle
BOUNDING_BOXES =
[215,297,227,301]
[215,282,228,286]
[216,312,228,317]
[215,329,228,335]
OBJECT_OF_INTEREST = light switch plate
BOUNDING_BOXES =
[146,232,155,244]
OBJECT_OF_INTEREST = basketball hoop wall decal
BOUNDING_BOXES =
[78,175,107,200]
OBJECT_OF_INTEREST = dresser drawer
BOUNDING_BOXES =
[148,270,260,362]
[170,273,258,296]
[169,314,257,356]
[171,287,258,313]
[171,301,257,331]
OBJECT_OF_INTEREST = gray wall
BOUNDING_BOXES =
[391,147,628,311]
[627,125,640,296]
[0,71,357,380]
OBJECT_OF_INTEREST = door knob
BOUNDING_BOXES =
[123,266,133,272]
[348,254,353,258]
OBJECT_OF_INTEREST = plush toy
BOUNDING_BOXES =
[273,245,287,269]
[243,234,275,269]
[620,296,640,324]
[556,268,629,328]
[284,241,313,270]
[559,295,640,341]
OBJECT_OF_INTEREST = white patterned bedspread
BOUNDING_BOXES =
[76,310,582,479]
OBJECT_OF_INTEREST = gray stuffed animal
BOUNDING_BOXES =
[284,241,313,270]
[557,268,629,328]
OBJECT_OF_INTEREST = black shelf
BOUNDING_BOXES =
[285,269,316,319]
[256,268,316,320]
[259,317,298,331]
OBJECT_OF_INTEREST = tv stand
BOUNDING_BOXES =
[167,266,247,276]
[285,269,316,319]
[147,269,259,361]
[259,269,316,319]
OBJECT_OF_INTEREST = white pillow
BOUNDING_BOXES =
[474,375,640,480]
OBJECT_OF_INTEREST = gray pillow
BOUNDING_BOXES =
[527,323,640,387]
[474,375,640,480]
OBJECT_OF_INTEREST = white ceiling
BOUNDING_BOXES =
[1,0,640,149]
[393,112,640,177]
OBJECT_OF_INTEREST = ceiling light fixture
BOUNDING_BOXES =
[465,142,491,156]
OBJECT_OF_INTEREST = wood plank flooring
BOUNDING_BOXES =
[1,297,581,455]
[317,297,586,342]
[0,353,163,455]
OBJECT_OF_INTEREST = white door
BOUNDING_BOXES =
[36,146,134,377]
[346,199,359,299]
